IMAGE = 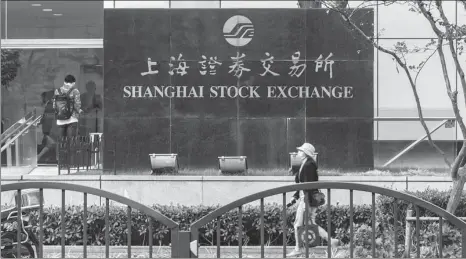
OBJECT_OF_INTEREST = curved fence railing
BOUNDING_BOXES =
[1,182,180,258]
[190,182,466,258]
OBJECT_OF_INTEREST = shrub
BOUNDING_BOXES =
[1,187,465,256]
[19,203,372,246]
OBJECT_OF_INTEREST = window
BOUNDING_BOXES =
[5,1,103,39]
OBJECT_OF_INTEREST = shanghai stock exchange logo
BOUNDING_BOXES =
[223,15,254,47]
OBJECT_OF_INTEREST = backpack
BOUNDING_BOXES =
[53,87,75,120]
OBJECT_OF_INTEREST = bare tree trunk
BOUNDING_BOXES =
[417,0,466,214]
[447,167,466,213]
[403,209,413,258]
[311,0,466,213]
[315,2,452,167]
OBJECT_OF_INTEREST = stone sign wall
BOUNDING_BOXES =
[104,8,374,171]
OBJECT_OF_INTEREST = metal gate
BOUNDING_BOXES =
[183,182,466,258]
[1,181,181,258]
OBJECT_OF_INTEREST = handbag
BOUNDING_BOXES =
[312,191,326,207]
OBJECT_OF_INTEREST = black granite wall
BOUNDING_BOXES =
[104,8,374,171]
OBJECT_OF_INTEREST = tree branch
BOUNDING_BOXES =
[433,0,466,178]
[418,0,466,178]
[321,1,452,168]
[414,48,438,86]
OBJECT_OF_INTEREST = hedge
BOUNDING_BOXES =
[2,188,466,257]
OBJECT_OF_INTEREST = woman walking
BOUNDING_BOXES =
[287,143,340,257]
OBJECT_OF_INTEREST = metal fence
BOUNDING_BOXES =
[2,181,466,258]
[188,182,466,258]
[57,135,102,174]
[0,182,179,258]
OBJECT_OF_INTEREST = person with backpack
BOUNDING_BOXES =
[53,75,82,138]
[37,90,57,163]
[286,143,340,257]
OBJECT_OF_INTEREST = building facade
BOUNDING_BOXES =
[1,1,465,171]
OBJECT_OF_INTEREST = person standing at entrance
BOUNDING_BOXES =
[81,81,102,134]
[37,90,57,162]
[53,75,82,138]
[286,143,340,257]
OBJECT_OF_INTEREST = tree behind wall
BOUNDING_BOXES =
[1,49,21,88]
[299,0,466,215]
[1,49,22,125]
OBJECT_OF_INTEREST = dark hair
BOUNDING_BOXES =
[40,92,47,104]
[40,90,55,105]
[64,75,76,84]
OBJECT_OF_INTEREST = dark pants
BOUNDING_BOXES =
[58,122,78,139]
[57,122,78,167]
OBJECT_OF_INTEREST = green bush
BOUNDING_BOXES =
[1,187,465,257]
[20,204,372,246]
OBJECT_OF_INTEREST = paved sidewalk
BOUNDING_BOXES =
[40,245,345,258]
[0,166,35,176]
[28,166,86,176]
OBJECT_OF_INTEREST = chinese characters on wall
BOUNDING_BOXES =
[129,50,351,99]
[140,51,335,79]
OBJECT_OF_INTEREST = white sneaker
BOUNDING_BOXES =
[286,248,304,257]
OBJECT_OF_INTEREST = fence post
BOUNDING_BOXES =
[56,138,60,175]
[6,139,12,166]
[14,138,20,166]
[171,229,191,258]
[67,137,71,174]
[113,136,117,175]
[403,209,413,258]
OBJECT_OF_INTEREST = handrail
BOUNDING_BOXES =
[1,181,179,229]
[191,181,466,231]
[374,117,456,121]
[2,110,35,134]
[1,110,37,144]
[382,119,451,168]
[0,115,42,152]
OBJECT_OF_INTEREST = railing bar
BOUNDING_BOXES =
[216,216,221,258]
[304,192,309,258]
[238,206,243,258]
[39,188,44,258]
[394,198,398,257]
[371,192,376,258]
[415,205,420,258]
[282,193,287,258]
[439,216,443,258]
[406,216,466,221]
[260,198,265,258]
[61,189,66,258]
[16,189,22,259]
[149,217,153,258]
[83,193,88,258]
[127,206,132,258]
[327,189,331,258]
[374,116,455,121]
[349,190,354,258]
[105,198,110,258]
